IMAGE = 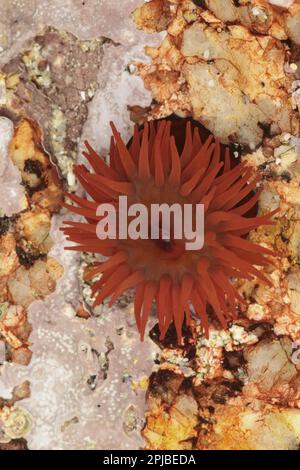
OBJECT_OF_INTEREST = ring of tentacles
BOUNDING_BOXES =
[61,119,277,342]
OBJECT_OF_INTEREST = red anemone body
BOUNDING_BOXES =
[62,120,276,341]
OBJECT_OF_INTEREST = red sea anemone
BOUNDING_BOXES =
[62,119,276,342]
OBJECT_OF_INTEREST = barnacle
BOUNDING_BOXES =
[0,406,32,441]
[62,119,276,341]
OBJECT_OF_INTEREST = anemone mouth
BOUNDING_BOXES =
[62,118,277,342]
[154,238,185,258]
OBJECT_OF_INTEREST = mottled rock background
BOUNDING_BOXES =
[1,0,300,452]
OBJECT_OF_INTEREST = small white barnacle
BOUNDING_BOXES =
[1,406,32,440]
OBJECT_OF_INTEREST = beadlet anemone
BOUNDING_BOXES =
[62,119,276,342]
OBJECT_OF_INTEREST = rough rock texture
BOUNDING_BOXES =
[143,323,300,450]
[0,120,63,370]
[0,117,25,216]
[1,213,158,449]
[0,0,159,64]
[132,0,300,451]
[1,28,105,189]
[134,0,299,147]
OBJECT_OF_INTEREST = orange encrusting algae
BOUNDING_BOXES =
[61,120,277,342]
